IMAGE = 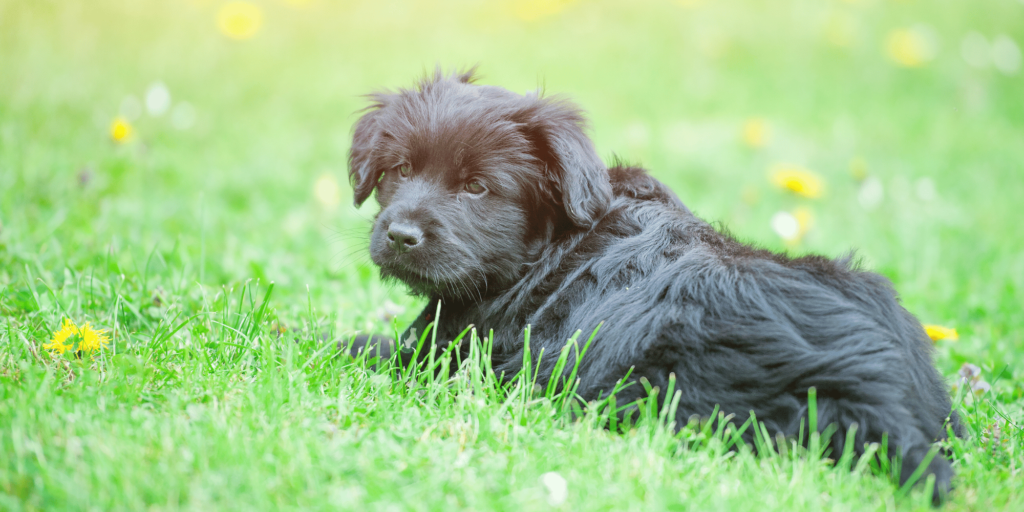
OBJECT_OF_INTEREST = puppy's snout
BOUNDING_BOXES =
[386,222,423,253]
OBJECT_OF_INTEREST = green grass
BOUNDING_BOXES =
[2,0,1023,510]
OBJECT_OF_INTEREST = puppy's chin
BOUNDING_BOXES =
[378,264,442,297]
[377,263,483,300]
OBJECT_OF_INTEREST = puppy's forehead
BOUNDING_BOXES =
[389,83,531,169]
[396,82,522,130]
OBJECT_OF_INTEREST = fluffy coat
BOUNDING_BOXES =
[347,70,961,503]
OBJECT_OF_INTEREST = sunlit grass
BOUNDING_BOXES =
[1,0,1022,510]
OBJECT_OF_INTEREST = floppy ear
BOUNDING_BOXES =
[348,96,389,207]
[515,97,612,229]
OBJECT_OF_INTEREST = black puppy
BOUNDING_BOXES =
[347,70,962,503]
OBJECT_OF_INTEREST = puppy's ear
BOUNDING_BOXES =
[348,95,389,207]
[515,97,612,229]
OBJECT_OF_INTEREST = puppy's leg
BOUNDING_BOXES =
[944,410,966,440]
[341,334,419,370]
[810,396,953,505]
[339,302,441,369]
[901,444,954,505]
[345,333,396,358]
[340,303,462,373]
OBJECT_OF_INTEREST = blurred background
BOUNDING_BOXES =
[1,0,1022,369]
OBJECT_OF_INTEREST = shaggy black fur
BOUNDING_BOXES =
[347,70,962,503]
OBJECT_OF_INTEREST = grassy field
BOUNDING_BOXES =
[1,0,1022,510]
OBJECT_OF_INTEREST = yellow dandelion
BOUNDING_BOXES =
[78,322,110,353]
[110,117,132,143]
[770,164,824,198]
[741,118,769,148]
[924,324,959,342]
[509,0,577,22]
[886,28,931,68]
[43,318,79,355]
[218,2,263,40]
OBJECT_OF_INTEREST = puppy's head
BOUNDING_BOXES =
[348,70,612,299]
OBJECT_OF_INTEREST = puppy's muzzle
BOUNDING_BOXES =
[386,222,423,254]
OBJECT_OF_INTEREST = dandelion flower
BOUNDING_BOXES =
[771,208,813,243]
[218,2,263,40]
[110,117,133,143]
[924,324,958,342]
[145,82,171,117]
[78,323,110,353]
[314,174,341,208]
[539,471,568,506]
[886,28,933,68]
[770,211,800,241]
[43,318,79,355]
[741,118,768,148]
[770,164,824,198]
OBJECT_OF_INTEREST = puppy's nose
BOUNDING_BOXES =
[386,222,423,253]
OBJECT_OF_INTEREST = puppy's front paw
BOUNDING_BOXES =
[900,444,954,506]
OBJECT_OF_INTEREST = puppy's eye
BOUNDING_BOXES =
[397,165,411,177]
[464,180,486,194]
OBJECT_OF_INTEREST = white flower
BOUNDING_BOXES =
[145,82,172,116]
[915,177,937,202]
[958,363,981,381]
[858,176,884,210]
[770,211,800,241]
[314,174,342,209]
[540,471,568,506]
[992,35,1021,75]
[961,32,990,68]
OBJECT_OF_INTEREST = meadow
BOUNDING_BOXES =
[1,0,1022,510]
